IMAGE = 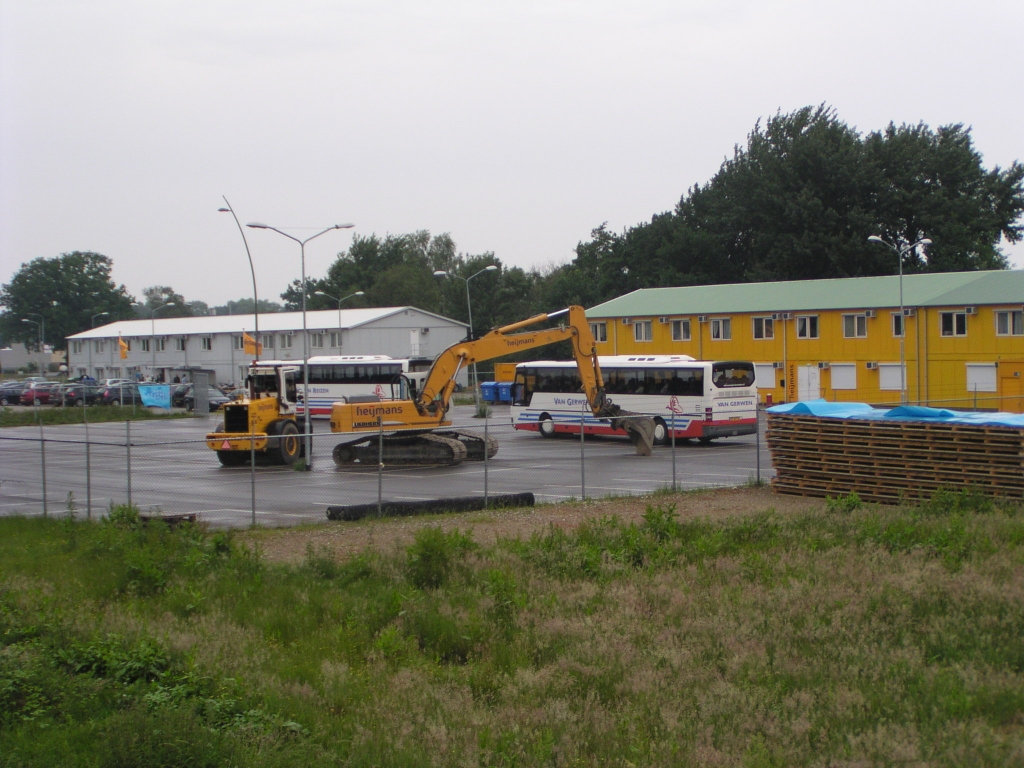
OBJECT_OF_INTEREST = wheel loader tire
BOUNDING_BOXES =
[269,420,300,465]
[217,450,248,467]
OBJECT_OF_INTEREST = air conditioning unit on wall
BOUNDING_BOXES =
[817,362,830,369]
[965,306,977,315]
[864,310,876,318]
[866,362,878,370]
[621,318,632,325]
[658,317,670,324]
[697,315,708,323]
[903,308,916,317]
[772,362,784,369]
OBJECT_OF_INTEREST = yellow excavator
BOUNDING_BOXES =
[328,305,656,466]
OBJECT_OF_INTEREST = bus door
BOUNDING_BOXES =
[512,369,536,406]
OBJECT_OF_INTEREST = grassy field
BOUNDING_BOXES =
[0,406,193,429]
[2,491,1023,766]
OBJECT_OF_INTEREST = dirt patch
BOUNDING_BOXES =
[241,486,823,565]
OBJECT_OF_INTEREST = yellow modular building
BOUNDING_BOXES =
[584,270,1024,411]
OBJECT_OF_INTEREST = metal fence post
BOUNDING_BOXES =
[85,420,92,521]
[756,405,762,485]
[39,422,48,517]
[377,415,383,517]
[126,420,132,508]
[580,399,586,501]
[483,407,489,507]
[250,422,257,527]
[671,411,676,492]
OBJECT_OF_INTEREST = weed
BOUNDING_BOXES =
[405,527,475,590]
[826,491,863,514]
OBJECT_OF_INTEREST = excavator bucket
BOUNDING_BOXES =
[612,416,656,456]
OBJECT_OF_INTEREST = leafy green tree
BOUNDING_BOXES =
[211,298,282,315]
[0,252,134,351]
[137,286,192,317]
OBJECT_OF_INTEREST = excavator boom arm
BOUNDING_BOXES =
[417,306,607,414]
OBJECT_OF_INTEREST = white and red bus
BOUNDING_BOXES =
[253,356,432,417]
[510,355,758,444]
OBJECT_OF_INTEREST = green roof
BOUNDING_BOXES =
[586,271,1024,318]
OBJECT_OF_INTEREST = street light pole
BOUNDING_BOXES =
[132,302,176,381]
[219,198,261,364]
[433,265,499,409]
[89,312,109,379]
[868,235,932,405]
[313,290,364,343]
[247,221,354,469]
[21,318,43,374]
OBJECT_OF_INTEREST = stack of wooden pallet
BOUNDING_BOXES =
[767,412,1024,503]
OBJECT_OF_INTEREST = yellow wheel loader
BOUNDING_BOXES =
[329,306,656,466]
[205,364,309,466]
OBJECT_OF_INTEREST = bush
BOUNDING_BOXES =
[405,527,475,590]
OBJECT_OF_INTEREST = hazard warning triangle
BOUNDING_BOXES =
[221,440,231,450]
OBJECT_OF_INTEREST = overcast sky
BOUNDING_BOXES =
[1,0,1022,308]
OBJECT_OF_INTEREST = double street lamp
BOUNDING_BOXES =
[313,290,364,342]
[247,221,354,468]
[433,265,499,408]
[132,301,176,381]
[867,235,932,405]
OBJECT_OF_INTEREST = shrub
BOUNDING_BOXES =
[406,527,474,590]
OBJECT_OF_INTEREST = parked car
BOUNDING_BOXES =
[98,384,143,407]
[184,386,231,412]
[0,381,31,406]
[171,383,191,408]
[58,384,103,407]
[98,378,134,388]
[20,382,62,406]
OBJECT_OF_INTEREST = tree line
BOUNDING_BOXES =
[3,105,1021,352]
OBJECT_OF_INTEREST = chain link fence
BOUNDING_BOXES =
[0,406,772,528]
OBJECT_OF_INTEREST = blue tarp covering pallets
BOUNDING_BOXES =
[766,400,1024,504]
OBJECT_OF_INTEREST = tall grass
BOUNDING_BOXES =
[2,492,1023,766]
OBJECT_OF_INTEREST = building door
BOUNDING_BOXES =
[409,329,421,357]
[1000,361,1024,413]
[797,365,820,401]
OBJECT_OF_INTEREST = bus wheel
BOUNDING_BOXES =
[652,417,669,446]
[538,414,555,438]
[698,436,713,446]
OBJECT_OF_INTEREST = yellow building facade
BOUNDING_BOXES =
[585,271,1024,411]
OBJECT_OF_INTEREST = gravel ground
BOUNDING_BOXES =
[241,486,823,565]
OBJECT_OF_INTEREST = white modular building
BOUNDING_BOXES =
[66,307,468,386]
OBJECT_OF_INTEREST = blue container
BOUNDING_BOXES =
[496,381,513,404]
[479,381,497,403]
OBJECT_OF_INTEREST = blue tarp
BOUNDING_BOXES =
[767,399,1024,428]
[139,385,172,409]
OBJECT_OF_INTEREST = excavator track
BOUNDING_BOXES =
[332,433,469,467]
[441,430,500,461]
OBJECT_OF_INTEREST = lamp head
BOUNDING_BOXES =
[165,302,176,307]
[217,207,229,212]
[867,235,885,244]
[96,312,109,317]
[246,222,269,229]
[354,291,365,296]
[334,223,355,229]
[433,270,448,278]
[484,265,498,272]
[314,291,327,297]
[918,238,932,246]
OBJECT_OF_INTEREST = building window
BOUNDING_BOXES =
[123,339,131,352]
[966,363,997,392]
[940,312,967,337]
[842,314,867,339]
[634,321,653,342]
[671,319,691,341]
[892,313,904,338]
[175,338,187,351]
[72,341,83,355]
[261,335,274,350]
[329,332,342,348]
[310,333,324,348]
[141,339,150,352]
[796,315,819,339]
[280,335,293,349]
[95,340,105,353]
[710,318,731,340]
[233,336,244,350]
[589,322,607,342]
[995,310,1024,336]
[878,363,906,391]
[752,317,774,340]
[201,337,213,351]
[830,363,857,390]
[155,339,165,352]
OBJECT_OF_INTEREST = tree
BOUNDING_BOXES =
[137,286,193,317]
[0,252,135,351]
[562,105,1024,303]
[211,298,283,315]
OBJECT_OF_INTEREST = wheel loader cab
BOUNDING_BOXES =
[280,367,299,414]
